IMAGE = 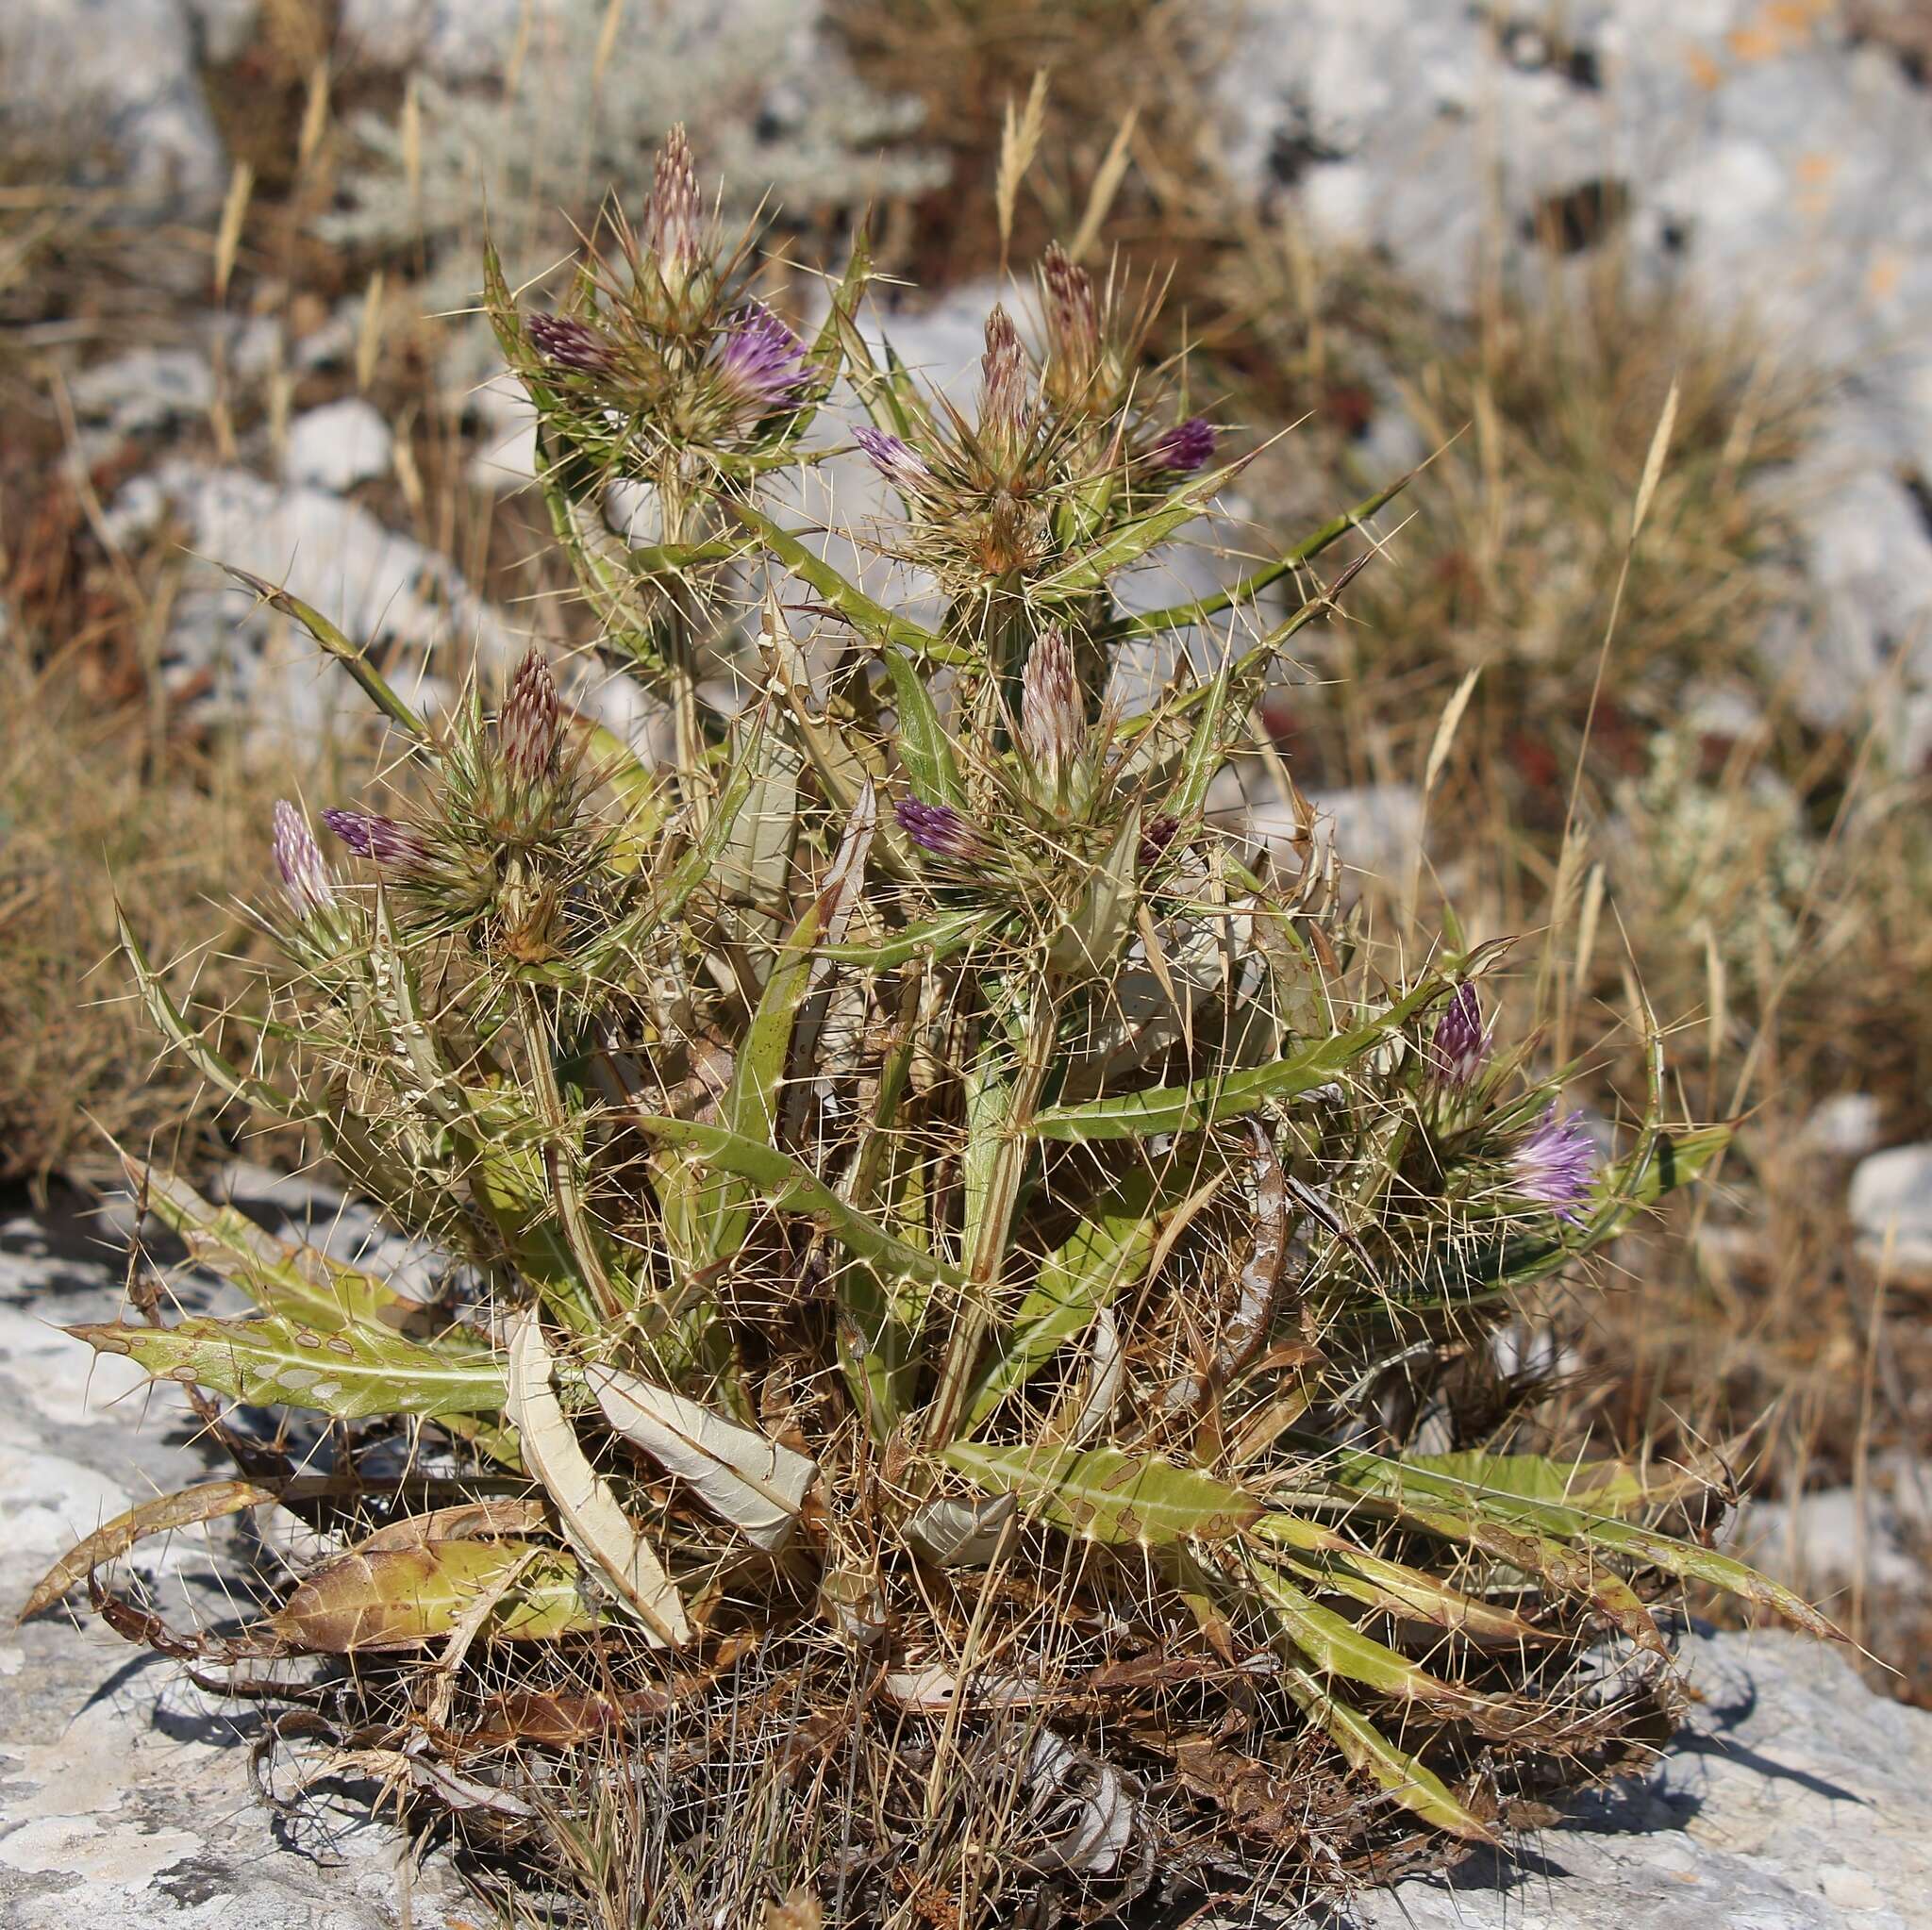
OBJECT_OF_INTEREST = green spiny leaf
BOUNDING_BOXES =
[69,1314,506,1420]
[965,1169,1164,1425]
[941,1441,1260,1546]
[1032,975,1443,1142]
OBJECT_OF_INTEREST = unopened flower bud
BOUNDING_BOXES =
[894,798,986,862]
[1019,624,1082,790]
[323,807,428,872]
[500,648,560,789]
[854,426,931,499]
[1146,415,1215,474]
[1041,242,1100,398]
[272,800,336,918]
[713,302,808,413]
[646,125,703,292]
[1428,984,1492,1090]
[525,311,617,375]
[978,306,1031,461]
[1139,814,1180,870]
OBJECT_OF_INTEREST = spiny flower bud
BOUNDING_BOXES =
[1428,984,1492,1090]
[1139,814,1180,870]
[500,648,561,789]
[272,800,336,918]
[854,426,932,499]
[1146,415,1215,475]
[1019,624,1082,790]
[713,302,808,413]
[978,306,1031,462]
[1510,1105,1596,1223]
[323,807,429,872]
[1041,242,1100,399]
[525,311,617,375]
[646,125,703,292]
[895,798,987,862]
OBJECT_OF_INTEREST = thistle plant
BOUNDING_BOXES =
[33,132,1834,1930]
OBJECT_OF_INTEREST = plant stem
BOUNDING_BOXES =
[922,980,1059,1449]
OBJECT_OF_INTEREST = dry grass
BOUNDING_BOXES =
[0,641,285,1190]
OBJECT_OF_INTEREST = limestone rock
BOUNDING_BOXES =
[0,0,232,216]
[282,398,394,493]
[1214,2,1932,756]
[0,1204,464,1930]
[102,459,512,738]
[1849,1142,1932,1282]
[1337,1628,1932,1930]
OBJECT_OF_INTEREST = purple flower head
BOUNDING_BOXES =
[1019,624,1082,788]
[1147,415,1215,474]
[1510,1105,1596,1223]
[500,647,561,788]
[646,125,703,286]
[713,303,808,412]
[1139,813,1181,870]
[978,305,1031,459]
[272,800,336,919]
[854,425,932,498]
[525,311,616,376]
[322,807,428,872]
[894,798,986,862]
[1429,984,1493,1090]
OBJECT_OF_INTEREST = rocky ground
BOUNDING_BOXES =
[4,1198,1928,1927]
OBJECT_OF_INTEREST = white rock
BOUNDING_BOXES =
[1849,1142,1932,1282]
[1729,1456,1932,1596]
[281,397,393,491]
[183,0,259,62]
[1803,1093,1884,1160]
[0,0,230,214]
[464,371,539,493]
[338,0,559,78]
[105,459,512,737]
[67,346,213,439]
[1341,1627,1932,1930]
[1211,0,1932,732]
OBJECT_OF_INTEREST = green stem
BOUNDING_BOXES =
[922,982,1059,1449]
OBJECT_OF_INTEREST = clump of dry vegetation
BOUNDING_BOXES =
[22,130,1836,1930]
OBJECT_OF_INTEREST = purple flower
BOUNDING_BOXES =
[1146,415,1215,474]
[322,807,428,871]
[646,125,703,289]
[854,426,932,497]
[713,302,808,411]
[1429,984,1492,1090]
[894,798,986,862]
[1019,624,1081,788]
[271,800,335,918]
[1510,1106,1596,1223]
[500,647,560,788]
[525,312,616,375]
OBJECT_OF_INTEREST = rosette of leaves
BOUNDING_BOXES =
[30,136,1834,1930]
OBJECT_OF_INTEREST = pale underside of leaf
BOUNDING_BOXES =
[587,1363,818,1552]
[504,1312,690,1647]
